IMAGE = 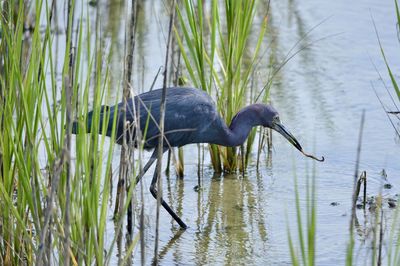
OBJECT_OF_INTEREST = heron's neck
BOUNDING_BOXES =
[217,105,262,147]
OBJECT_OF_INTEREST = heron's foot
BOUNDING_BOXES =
[149,187,188,229]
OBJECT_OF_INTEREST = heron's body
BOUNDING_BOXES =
[94,87,268,148]
[113,87,222,147]
[73,87,317,229]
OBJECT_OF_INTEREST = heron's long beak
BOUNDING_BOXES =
[271,120,325,162]
[272,121,303,152]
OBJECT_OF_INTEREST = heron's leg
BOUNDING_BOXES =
[149,153,188,229]
[127,149,161,235]
[135,148,159,185]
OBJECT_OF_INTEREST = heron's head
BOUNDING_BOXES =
[260,104,303,152]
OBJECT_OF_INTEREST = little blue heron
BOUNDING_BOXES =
[72,87,323,229]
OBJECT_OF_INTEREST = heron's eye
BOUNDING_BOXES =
[273,116,280,123]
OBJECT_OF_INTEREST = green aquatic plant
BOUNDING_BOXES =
[0,0,137,264]
[176,0,267,173]
[374,0,400,138]
[377,1,400,265]
[287,161,317,266]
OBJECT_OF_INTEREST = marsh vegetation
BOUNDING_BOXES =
[0,0,399,265]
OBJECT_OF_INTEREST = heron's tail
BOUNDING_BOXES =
[72,105,112,135]
[71,121,80,134]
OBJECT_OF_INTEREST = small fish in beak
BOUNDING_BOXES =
[272,120,324,162]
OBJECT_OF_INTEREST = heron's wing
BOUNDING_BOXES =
[136,88,220,147]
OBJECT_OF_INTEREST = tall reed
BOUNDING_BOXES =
[377,1,400,264]
[0,0,136,264]
[287,162,317,266]
[176,0,267,173]
[374,0,400,139]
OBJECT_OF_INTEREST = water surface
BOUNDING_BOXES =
[66,0,400,265]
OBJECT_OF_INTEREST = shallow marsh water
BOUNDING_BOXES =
[46,0,400,265]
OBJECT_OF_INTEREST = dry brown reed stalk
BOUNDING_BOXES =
[37,149,67,264]
[64,70,73,266]
[173,25,184,178]
[64,0,76,263]
[240,145,245,176]
[363,173,367,207]
[256,128,265,170]
[154,0,176,263]
[114,0,137,228]
[197,144,201,187]
[165,150,171,176]
[351,112,365,224]
[176,148,184,177]
[347,110,365,266]
[354,171,367,209]
[378,195,384,266]
[140,165,145,266]
[126,0,138,237]
[136,60,165,265]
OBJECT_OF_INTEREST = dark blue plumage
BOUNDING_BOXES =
[72,87,317,229]
[74,87,302,150]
